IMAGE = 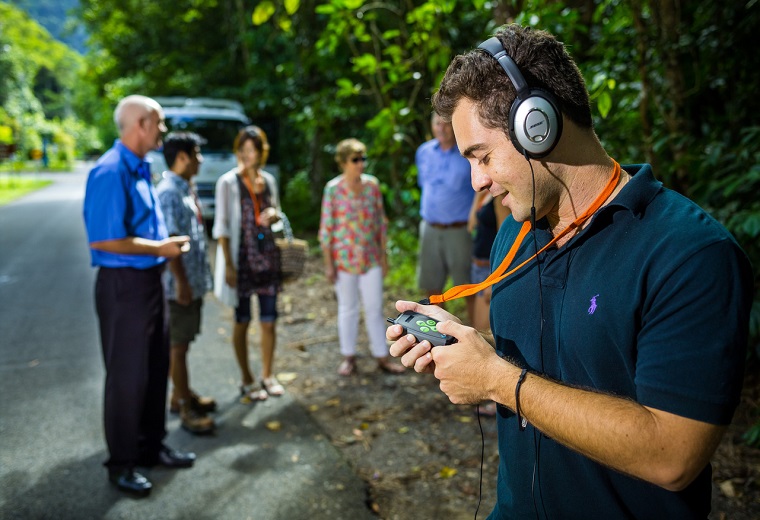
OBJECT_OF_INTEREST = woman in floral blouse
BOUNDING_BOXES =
[319,138,405,376]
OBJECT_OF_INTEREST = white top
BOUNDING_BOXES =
[212,167,280,306]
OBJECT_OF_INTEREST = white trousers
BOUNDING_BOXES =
[335,266,389,358]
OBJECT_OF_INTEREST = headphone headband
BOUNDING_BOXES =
[478,37,530,99]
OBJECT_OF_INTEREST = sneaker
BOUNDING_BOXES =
[170,391,217,414]
[179,400,215,435]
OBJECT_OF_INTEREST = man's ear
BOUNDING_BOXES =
[172,150,189,172]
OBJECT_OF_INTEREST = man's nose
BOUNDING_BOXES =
[471,168,491,193]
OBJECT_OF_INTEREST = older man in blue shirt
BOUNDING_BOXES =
[415,113,475,320]
[83,95,195,497]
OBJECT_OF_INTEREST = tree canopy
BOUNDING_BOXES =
[6,0,758,353]
[0,2,99,161]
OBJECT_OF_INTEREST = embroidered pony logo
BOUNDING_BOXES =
[588,294,600,315]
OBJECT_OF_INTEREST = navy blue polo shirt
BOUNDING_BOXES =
[487,164,752,519]
[83,140,168,269]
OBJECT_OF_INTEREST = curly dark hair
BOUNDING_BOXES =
[432,24,592,136]
[162,131,206,169]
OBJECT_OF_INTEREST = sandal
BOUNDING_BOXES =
[240,383,268,403]
[337,356,357,377]
[261,376,285,397]
[377,357,405,375]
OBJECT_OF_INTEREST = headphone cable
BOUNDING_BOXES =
[526,154,547,520]
[474,405,485,519]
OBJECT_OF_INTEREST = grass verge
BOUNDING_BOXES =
[0,174,52,206]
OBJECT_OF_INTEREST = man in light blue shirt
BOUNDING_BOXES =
[415,113,475,320]
[83,95,195,497]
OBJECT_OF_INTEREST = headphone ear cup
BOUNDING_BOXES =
[508,98,527,156]
[509,89,563,159]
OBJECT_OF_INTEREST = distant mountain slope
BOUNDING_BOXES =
[5,0,87,53]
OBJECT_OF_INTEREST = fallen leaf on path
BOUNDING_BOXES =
[439,466,458,479]
[266,421,282,431]
[719,479,737,497]
[277,372,298,383]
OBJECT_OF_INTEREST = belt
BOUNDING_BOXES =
[472,257,490,267]
[427,220,468,229]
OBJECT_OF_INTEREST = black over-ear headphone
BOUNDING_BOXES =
[478,36,563,159]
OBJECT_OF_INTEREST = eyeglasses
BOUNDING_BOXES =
[350,156,368,164]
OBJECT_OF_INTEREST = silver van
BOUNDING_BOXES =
[148,97,250,227]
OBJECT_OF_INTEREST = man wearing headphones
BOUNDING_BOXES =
[387,25,752,518]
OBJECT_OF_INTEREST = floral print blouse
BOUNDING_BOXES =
[318,174,387,274]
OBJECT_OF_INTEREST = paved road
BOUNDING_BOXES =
[0,167,375,520]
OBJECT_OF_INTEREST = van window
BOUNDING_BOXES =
[165,116,245,154]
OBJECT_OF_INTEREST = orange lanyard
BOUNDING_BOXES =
[427,160,621,304]
[240,173,261,225]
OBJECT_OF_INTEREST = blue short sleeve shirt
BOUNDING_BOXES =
[415,139,473,224]
[83,140,168,269]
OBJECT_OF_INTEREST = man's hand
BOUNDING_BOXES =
[387,300,460,374]
[225,265,237,288]
[158,236,190,258]
[431,319,503,404]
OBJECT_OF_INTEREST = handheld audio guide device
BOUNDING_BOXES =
[386,310,457,347]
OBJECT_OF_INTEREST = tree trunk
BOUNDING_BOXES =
[652,0,691,194]
[630,0,656,170]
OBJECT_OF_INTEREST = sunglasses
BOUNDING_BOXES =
[350,156,368,164]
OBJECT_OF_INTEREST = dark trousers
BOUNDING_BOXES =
[95,265,169,470]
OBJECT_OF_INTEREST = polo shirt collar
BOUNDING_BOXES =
[604,163,663,219]
[546,164,663,242]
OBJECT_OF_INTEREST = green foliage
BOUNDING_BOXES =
[385,223,419,295]
[0,2,98,164]
[5,0,88,52]
[281,170,322,231]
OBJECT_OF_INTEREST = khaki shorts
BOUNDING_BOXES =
[168,298,203,344]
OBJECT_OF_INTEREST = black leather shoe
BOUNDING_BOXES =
[157,446,196,468]
[138,445,196,468]
[108,469,152,497]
